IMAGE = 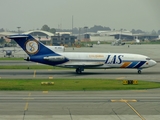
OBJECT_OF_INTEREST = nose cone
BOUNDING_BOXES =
[150,60,157,67]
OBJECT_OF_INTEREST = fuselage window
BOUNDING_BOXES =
[146,58,151,60]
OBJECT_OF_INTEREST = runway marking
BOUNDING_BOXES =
[49,76,53,79]
[24,93,32,111]
[111,99,137,102]
[111,99,146,120]
[33,70,36,78]
[116,77,125,80]
[24,102,28,111]
[23,98,34,100]
[125,101,146,120]
[132,90,147,92]
[43,91,48,93]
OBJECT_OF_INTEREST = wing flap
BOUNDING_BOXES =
[59,62,104,68]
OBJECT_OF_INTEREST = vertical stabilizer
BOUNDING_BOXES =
[7,34,57,56]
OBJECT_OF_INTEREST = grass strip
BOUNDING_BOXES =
[0,65,55,69]
[0,58,24,60]
[0,78,160,91]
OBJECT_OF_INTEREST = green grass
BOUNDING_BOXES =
[0,58,24,60]
[0,79,160,91]
[0,65,55,69]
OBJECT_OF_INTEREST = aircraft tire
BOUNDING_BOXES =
[138,70,141,74]
[76,68,82,74]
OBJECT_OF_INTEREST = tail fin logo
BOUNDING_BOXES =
[25,40,39,55]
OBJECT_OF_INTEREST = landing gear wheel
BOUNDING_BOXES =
[76,68,82,74]
[138,70,141,74]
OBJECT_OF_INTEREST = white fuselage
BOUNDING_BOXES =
[56,52,156,69]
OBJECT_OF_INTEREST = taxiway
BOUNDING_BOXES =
[0,44,160,120]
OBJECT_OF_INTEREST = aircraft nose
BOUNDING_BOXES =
[150,60,157,66]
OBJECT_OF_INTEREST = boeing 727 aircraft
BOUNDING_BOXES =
[7,34,157,74]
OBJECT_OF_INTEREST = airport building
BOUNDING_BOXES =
[24,30,54,45]
[97,30,159,41]
[89,33,115,42]
[0,30,159,46]
[78,30,159,42]
[77,33,115,43]
[52,32,76,46]
[24,30,77,46]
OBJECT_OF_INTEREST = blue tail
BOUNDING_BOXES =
[8,34,56,56]
[7,34,68,66]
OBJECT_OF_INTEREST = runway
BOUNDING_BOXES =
[0,90,160,120]
[0,63,159,82]
[0,44,160,119]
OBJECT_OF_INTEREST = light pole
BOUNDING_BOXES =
[17,27,21,34]
[84,26,88,34]
[119,28,123,40]
[78,28,81,41]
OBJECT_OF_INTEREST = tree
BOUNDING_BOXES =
[151,30,157,35]
[89,25,111,32]
[41,25,50,31]
[10,39,17,45]
[49,28,56,34]
[0,28,4,32]
[135,29,144,34]
[131,29,136,34]
[0,37,5,44]
[157,30,160,35]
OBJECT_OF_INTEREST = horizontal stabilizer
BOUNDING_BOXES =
[6,34,28,39]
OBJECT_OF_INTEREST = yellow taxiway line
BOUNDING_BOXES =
[24,93,33,111]
[33,70,36,78]
[111,99,146,120]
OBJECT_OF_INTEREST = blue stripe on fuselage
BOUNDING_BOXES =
[134,61,146,68]
[127,61,139,68]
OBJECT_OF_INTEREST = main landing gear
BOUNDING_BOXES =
[76,67,84,74]
[137,69,142,74]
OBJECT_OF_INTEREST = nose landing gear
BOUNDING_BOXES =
[137,69,142,74]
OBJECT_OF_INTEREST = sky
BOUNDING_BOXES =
[0,0,160,32]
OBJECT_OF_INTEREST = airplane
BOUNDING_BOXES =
[111,39,125,46]
[0,47,21,57]
[111,34,125,46]
[6,34,157,74]
[135,36,140,44]
[131,36,141,45]
[155,35,160,40]
[97,41,100,45]
[3,50,14,57]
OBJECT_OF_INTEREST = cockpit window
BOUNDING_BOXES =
[146,58,151,60]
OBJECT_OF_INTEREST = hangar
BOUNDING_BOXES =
[24,30,76,46]
[24,30,54,45]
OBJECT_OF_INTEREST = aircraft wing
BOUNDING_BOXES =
[60,62,104,68]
